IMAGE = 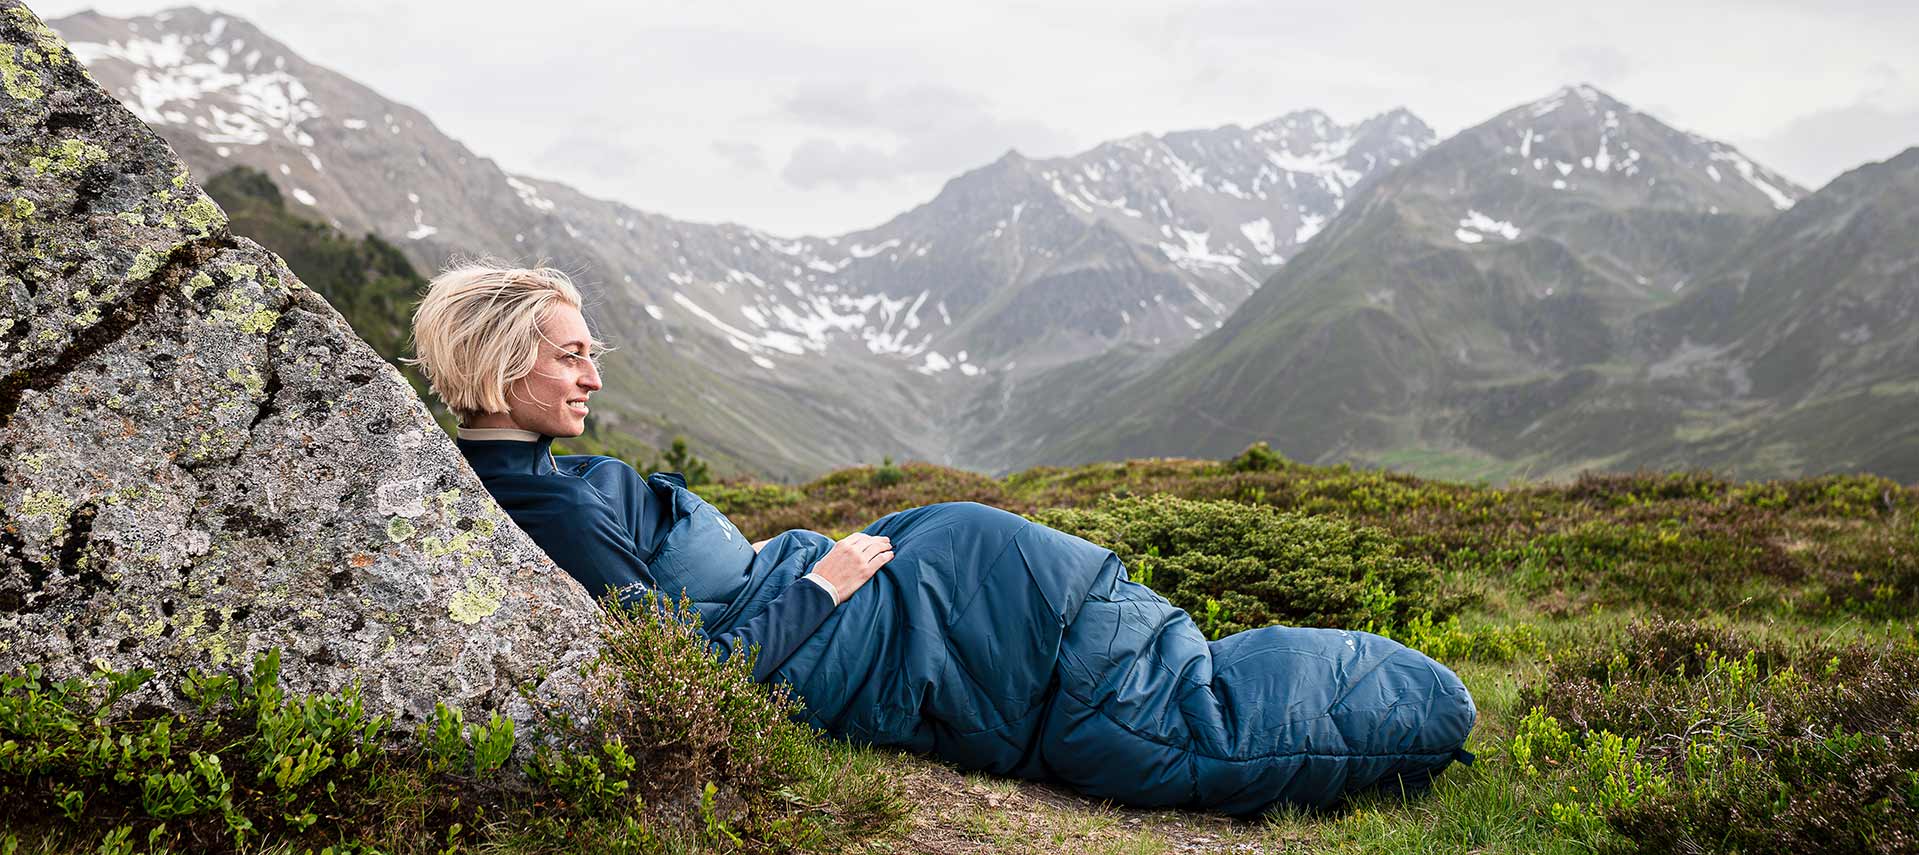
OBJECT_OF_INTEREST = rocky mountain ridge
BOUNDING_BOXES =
[971,84,1889,482]
[50,8,1429,372]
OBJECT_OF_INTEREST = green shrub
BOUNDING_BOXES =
[0,652,412,851]
[1030,493,1440,637]
[1564,470,1732,507]
[697,482,807,517]
[1226,441,1289,473]
[653,435,713,487]
[721,461,1015,540]
[870,455,904,488]
[1382,614,1544,665]
[1515,618,1919,853]
[0,596,902,853]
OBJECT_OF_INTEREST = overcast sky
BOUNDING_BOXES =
[35,0,1919,236]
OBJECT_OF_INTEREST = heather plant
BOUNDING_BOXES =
[1030,493,1440,637]
[688,451,1916,850]
[1514,618,1919,854]
[0,596,901,854]
[709,460,1018,538]
[695,481,807,517]
[521,590,901,846]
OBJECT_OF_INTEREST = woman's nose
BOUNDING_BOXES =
[580,360,603,390]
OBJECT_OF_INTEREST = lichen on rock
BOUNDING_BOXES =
[0,0,602,724]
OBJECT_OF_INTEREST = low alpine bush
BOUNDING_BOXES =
[1030,493,1440,637]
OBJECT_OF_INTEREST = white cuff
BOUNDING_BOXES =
[802,572,840,606]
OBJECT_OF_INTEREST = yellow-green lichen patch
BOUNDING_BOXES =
[436,488,461,513]
[222,262,258,281]
[116,210,144,227]
[183,271,215,298]
[183,429,227,462]
[114,603,168,639]
[7,197,31,219]
[181,194,224,238]
[238,308,278,334]
[225,365,266,397]
[421,530,474,561]
[447,572,506,624]
[126,242,182,281]
[210,288,280,334]
[1,44,44,101]
[20,489,71,519]
[18,452,47,472]
[204,629,235,667]
[68,305,100,327]
[7,7,68,65]
[386,516,417,542]
[20,490,73,540]
[29,138,110,176]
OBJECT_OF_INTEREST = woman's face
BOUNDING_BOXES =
[470,302,602,437]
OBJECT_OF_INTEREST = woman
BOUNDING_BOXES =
[405,261,1477,816]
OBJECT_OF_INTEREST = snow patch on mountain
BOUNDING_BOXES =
[1708,149,1797,210]
[68,27,322,148]
[1239,217,1277,256]
[505,176,557,213]
[1455,210,1521,244]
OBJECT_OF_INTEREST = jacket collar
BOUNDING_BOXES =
[456,426,543,442]
[454,427,559,476]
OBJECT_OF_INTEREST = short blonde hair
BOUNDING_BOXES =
[402,259,613,424]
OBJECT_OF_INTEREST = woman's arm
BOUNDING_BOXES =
[532,508,833,682]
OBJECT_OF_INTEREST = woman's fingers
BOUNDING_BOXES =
[848,535,891,552]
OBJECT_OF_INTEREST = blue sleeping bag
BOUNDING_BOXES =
[646,481,1478,815]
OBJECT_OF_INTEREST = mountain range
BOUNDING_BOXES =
[988,88,1919,483]
[47,8,1919,484]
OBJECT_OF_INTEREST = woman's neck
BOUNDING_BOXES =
[455,425,544,442]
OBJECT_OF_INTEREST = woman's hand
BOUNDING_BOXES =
[811,532,892,604]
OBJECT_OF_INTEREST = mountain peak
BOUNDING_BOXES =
[1519,83,1631,123]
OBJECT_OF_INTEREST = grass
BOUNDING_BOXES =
[6,442,1915,852]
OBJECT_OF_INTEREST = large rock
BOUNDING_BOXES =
[0,0,602,721]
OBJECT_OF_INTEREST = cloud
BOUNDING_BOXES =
[532,133,663,179]
[711,140,766,172]
[776,81,1075,189]
[1555,44,1631,87]
[781,138,897,189]
[1745,101,1919,188]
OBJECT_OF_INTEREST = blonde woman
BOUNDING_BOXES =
[405,261,1477,815]
[404,260,886,683]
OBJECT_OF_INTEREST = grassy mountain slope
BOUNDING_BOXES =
[1607,146,1919,481]
[202,166,761,473]
[989,86,1856,483]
